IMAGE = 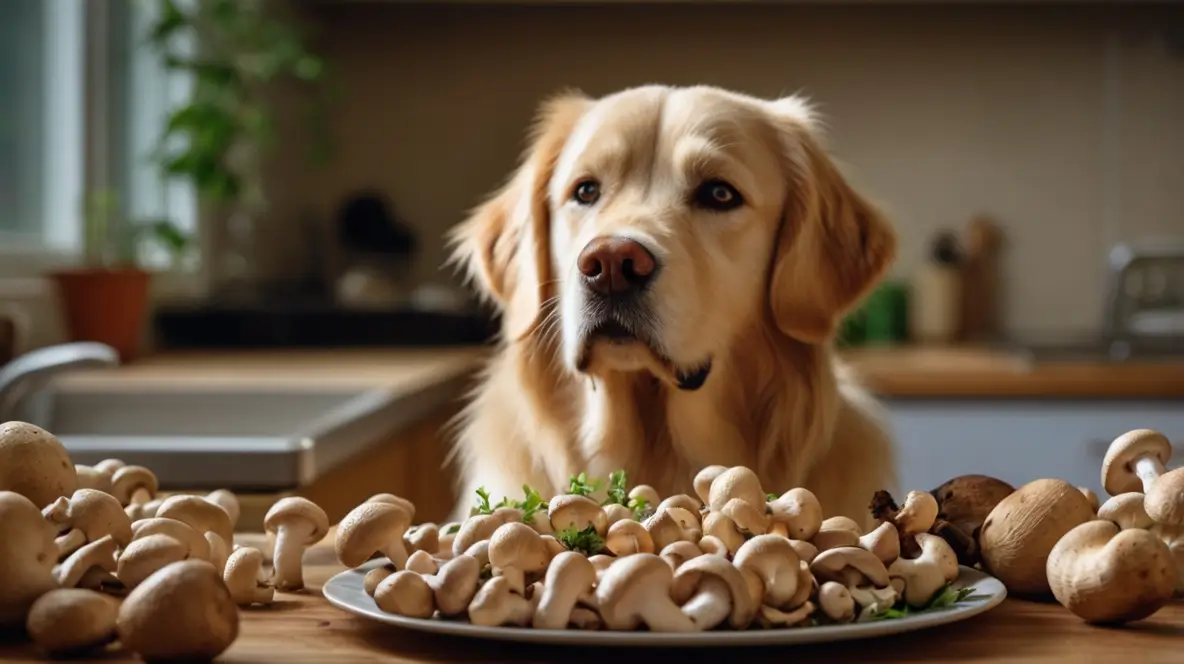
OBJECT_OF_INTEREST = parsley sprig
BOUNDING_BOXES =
[867,584,983,621]
[568,472,602,497]
[556,524,606,555]
[598,469,650,520]
[470,484,549,521]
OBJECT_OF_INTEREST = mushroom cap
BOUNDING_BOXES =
[887,533,960,607]
[979,478,1096,599]
[116,533,191,590]
[628,484,662,509]
[734,534,804,608]
[602,503,633,526]
[547,494,608,535]
[1145,468,1184,527]
[335,501,411,568]
[92,459,126,477]
[1046,519,1177,624]
[117,559,239,661]
[605,519,655,556]
[692,465,728,506]
[1097,492,1154,530]
[405,549,439,575]
[594,553,677,629]
[656,493,701,515]
[0,420,78,508]
[374,570,435,619]
[930,474,1015,536]
[223,546,272,605]
[206,490,240,527]
[487,521,551,574]
[1102,429,1172,496]
[533,551,597,630]
[645,507,699,551]
[1079,487,1100,514]
[896,491,940,535]
[810,521,861,553]
[859,520,902,565]
[131,517,212,562]
[698,535,728,558]
[0,490,60,628]
[264,496,329,543]
[45,489,133,548]
[707,466,765,512]
[366,493,416,522]
[109,466,158,506]
[671,554,756,628]
[26,588,117,656]
[427,553,482,616]
[467,574,536,627]
[74,465,113,494]
[810,546,891,588]
[452,512,513,557]
[821,515,862,534]
[157,494,234,545]
[719,498,767,535]
[768,488,823,540]
[659,540,703,571]
[363,564,395,597]
[406,523,440,553]
[817,581,856,623]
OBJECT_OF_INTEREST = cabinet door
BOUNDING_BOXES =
[884,399,1184,499]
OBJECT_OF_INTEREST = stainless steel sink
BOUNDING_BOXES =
[18,380,463,491]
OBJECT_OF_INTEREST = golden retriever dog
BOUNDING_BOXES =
[446,84,898,528]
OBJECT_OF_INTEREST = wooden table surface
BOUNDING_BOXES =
[3,536,1182,664]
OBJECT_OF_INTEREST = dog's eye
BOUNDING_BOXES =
[694,180,744,211]
[573,180,601,206]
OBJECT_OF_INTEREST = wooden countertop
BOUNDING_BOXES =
[48,344,1184,400]
[3,534,1180,663]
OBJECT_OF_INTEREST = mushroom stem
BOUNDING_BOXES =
[272,524,313,591]
[55,529,86,559]
[129,487,152,506]
[1134,456,1165,494]
[679,575,732,631]
[495,566,526,597]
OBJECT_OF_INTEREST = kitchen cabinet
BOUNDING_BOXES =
[885,398,1184,498]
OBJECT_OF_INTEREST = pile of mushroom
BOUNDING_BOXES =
[0,419,328,660]
[334,464,967,631]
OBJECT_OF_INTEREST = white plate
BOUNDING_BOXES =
[323,560,1007,647]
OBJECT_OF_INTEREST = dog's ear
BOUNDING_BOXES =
[448,92,591,341]
[764,97,897,344]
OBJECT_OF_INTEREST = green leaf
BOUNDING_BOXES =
[628,496,650,521]
[568,472,602,498]
[472,487,493,515]
[603,470,628,507]
[766,492,778,502]
[867,583,982,621]
[516,485,549,523]
[556,525,605,556]
[443,523,460,535]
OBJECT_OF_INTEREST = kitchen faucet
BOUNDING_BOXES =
[0,342,120,424]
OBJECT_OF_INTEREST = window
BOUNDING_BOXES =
[0,0,196,279]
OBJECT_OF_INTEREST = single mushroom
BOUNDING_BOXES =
[0,490,61,628]
[601,503,633,526]
[131,517,212,562]
[644,507,701,551]
[54,534,118,588]
[757,600,816,628]
[657,494,702,516]
[810,517,861,553]
[698,535,729,558]
[659,540,704,572]
[818,581,856,623]
[464,539,492,568]
[979,478,1096,599]
[42,488,133,559]
[366,492,417,522]
[670,554,756,630]
[1102,429,1173,498]
[692,465,727,506]
[205,489,240,528]
[0,421,78,509]
[374,570,436,618]
[532,551,597,629]
[468,575,537,627]
[124,498,163,523]
[117,559,239,661]
[605,518,655,556]
[887,533,960,608]
[733,534,803,609]
[336,500,413,571]
[811,546,898,617]
[487,521,553,595]
[452,511,517,558]
[548,494,608,535]
[707,466,766,513]
[1097,492,1154,530]
[223,546,274,606]
[930,474,1015,540]
[629,484,662,511]
[594,553,695,632]
[859,521,902,566]
[1047,519,1176,624]
[109,465,158,508]
[700,511,746,555]
[364,563,396,596]
[719,498,768,536]
[767,488,824,540]
[156,494,234,549]
[74,465,113,494]
[116,533,191,590]
[26,589,118,657]
[424,553,482,616]
[264,496,329,591]
[405,549,440,575]
[1145,467,1184,528]
[871,490,938,558]
[785,559,817,610]
[405,523,440,554]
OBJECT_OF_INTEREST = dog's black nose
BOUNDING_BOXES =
[578,236,656,295]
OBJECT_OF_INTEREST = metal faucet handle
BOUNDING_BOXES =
[0,342,121,423]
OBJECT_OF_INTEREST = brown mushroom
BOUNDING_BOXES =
[55,534,118,589]
[205,489,240,529]
[452,511,517,557]
[223,546,273,606]
[1145,468,1184,528]
[1097,493,1154,530]
[930,474,1015,539]
[605,519,655,556]
[424,553,482,617]
[733,535,803,609]
[656,494,702,516]
[0,421,78,509]
[374,570,436,618]
[363,563,396,596]
[405,523,440,554]
[719,498,767,536]
[26,589,118,657]
[659,540,704,572]
[629,484,662,511]
[109,465,158,508]
[706,466,765,512]
[365,492,416,522]
[264,497,329,591]
[469,575,539,627]
[594,553,694,632]
[336,500,412,570]
[405,550,440,575]
[74,465,113,494]
[43,488,132,558]
[0,490,60,628]
[810,517,861,553]
[768,488,823,540]
[644,507,701,551]
[548,494,608,535]
[1079,487,1100,514]
[130,517,212,562]
[156,494,234,547]
[859,520,901,566]
[532,551,598,629]
[698,534,729,558]
[487,522,553,595]
[700,510,746,555]
[116,533,191,590]
[670,554,756,630]
[117,559,239,661]
[692,465,727,506]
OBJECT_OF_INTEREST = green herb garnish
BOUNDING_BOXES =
[556,524,605,555]
[472,486,494,515]
[766,492,778,502]
[867,584,983,621]
[443,523,460,535]
[604,470,628,506]
[516,484,549,522]
[568,472,602,497]
[628,496,650,520]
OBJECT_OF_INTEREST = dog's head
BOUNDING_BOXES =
[450,85,896,390]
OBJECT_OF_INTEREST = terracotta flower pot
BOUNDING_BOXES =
[49,267,152,362]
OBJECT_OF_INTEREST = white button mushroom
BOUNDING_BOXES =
[374,570,436,619]
[532,551,597,630]
[335,500,413,572]
[718,498,767,537]
[604,519,655,556]
[54,534,118,589]
[548,494,608,535]
[223,546,274,606]
[0,421,78,509]
[697,535,729,558]
[818,581,856,623]
[602,503,633,526]
[130,517,212,563]
[700,510,746,555]
[405,549,440,575]
[423,553,482,617]
[628,484,662,512]
[767,488,824,540]
[809,517,862,553]
[692,465,727,506]
[1097,492,1154,530]
[109,465,158,508]
[669,554,756,630]
[487,521,554,596]
[656,493,702,517]
[42,488,133,559]
[124,498,163,523]
[117,559,239,661]
[859,521,902,566]
[810,546,898,617]
[1046,519,1176,624]
[73,464,113,494]
[887,533,960,608]
[594,553,694,632]
[26,588,118,657]
[468,575,537,627]
[706,466,766,513]
[0,490,60,629]
[263,497,329,592]
[659,540,703,572]
[1102,429,1172,497]
[734,534,804,609]
[205,489,241,529]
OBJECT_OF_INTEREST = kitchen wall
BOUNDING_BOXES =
[252,2,1184,337]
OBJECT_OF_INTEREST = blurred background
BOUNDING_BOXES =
[0,0,1181,531]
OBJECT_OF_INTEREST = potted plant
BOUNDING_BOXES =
[48,189,191,362]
